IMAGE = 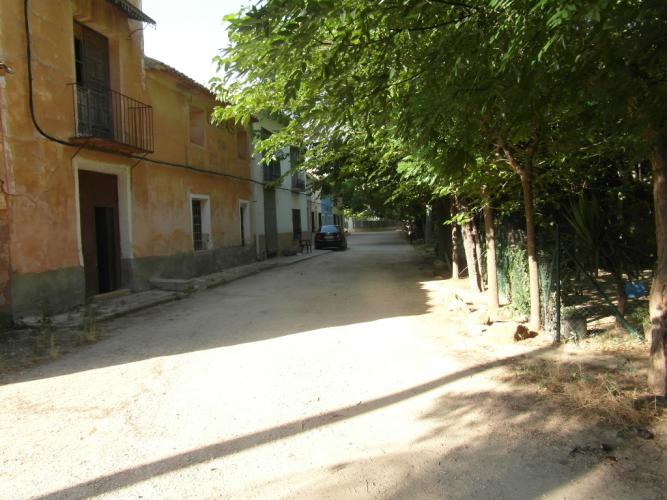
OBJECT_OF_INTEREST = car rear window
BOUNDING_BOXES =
[319,225,339,233]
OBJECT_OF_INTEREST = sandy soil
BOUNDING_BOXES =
[0,231,665,499]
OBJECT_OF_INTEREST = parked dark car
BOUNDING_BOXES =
[314,225,348,250]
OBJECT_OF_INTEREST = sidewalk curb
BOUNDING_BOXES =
[20,250,333,330]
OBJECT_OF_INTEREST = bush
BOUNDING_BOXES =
[506,245,530,315]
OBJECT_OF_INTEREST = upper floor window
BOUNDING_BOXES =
[73,22,110,89]
[290,146,302,167]
[260,128,281,181]
[189,107,206,147]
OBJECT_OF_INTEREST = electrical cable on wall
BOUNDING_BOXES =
[22,0,310,197]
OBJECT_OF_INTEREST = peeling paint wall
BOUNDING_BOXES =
[0,0,255,319]
[0,0,147,317]
[139,67,253,258]
[0,78,11,325]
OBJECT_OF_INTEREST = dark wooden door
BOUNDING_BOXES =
[74,22,112,138]
[292,209,302,240]
[263,189,278,257]
[78,171,121,295]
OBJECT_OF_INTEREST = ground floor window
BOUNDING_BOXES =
[191,194,211,251]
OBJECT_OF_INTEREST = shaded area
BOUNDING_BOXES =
[248,365,664,499]
[384,383,665,499]
[36,346,556,500]
[1,231,427,385]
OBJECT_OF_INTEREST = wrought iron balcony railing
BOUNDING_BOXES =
[291,173,306,191]
[69,83,154,153]
[263,159,281,182]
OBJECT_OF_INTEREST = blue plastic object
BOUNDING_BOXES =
[624,281,647,299]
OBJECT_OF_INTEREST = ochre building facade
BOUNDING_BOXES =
[0,0,254,324]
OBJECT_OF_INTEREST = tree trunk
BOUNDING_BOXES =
[433,198,452,268]
[499,134,541,331]
[471,220,484,288]
[615,280,627,329]
[461,220,482,292]
[519,166,541,330]
[483,188,500,313]
[424,207,433,247]
[451,224,460,279]
[648,136,667,396]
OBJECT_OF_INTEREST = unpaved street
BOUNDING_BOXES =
[1,231,664,499]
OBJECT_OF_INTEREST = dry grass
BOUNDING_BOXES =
[0,323,101,379]
[510,355,660,427]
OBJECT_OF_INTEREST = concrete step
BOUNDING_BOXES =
[149,278,201,293]
[91,289,131,302]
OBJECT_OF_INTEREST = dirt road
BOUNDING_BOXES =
[1,231,664,499]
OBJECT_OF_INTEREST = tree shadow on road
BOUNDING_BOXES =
[381,387,665,499]
[33,346,561,500]
[257,368,664,499]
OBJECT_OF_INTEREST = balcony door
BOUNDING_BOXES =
[74,22,112,139]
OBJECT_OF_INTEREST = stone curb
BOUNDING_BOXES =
[20,250,332,329]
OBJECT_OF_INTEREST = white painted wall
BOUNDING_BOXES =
[252,117,309,240]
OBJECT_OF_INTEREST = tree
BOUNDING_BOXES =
[217,0,667,393]
[533,0,667,394]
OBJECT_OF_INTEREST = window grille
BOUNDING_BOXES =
[192,199,203,251]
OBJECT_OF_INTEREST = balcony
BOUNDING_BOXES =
[291,173,306,192]
[263,159,281,182]
[69,83,154,154]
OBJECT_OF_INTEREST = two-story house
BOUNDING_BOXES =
[0,0,254,324]
[251,116,309,257]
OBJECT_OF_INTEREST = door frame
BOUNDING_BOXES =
[73,158,133,267]
[239,199,250,247]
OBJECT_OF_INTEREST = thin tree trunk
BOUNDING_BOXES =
[471,221,484,288]
[433,198,452,268]
[483,187,500,313]
[451,199,460,279]
[615,280,627,329]
[461,220,482,292]
[424,207,433,246]
[519,167,541,330]
[451,224,460,279]
[648,135,667,396]
[500,134,542,331]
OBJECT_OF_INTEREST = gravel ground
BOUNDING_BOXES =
[1,231,665,499]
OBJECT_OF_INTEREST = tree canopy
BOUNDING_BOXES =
[215,0,667,395]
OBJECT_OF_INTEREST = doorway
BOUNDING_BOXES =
[263,189,278,257]
[292,208,302,241]
[239,201,250,247]
[79,170,121,295]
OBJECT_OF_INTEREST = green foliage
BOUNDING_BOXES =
[564,193,648,283]
[629,304,650,337]
[215,1,666,338]
[497,242,531,315]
